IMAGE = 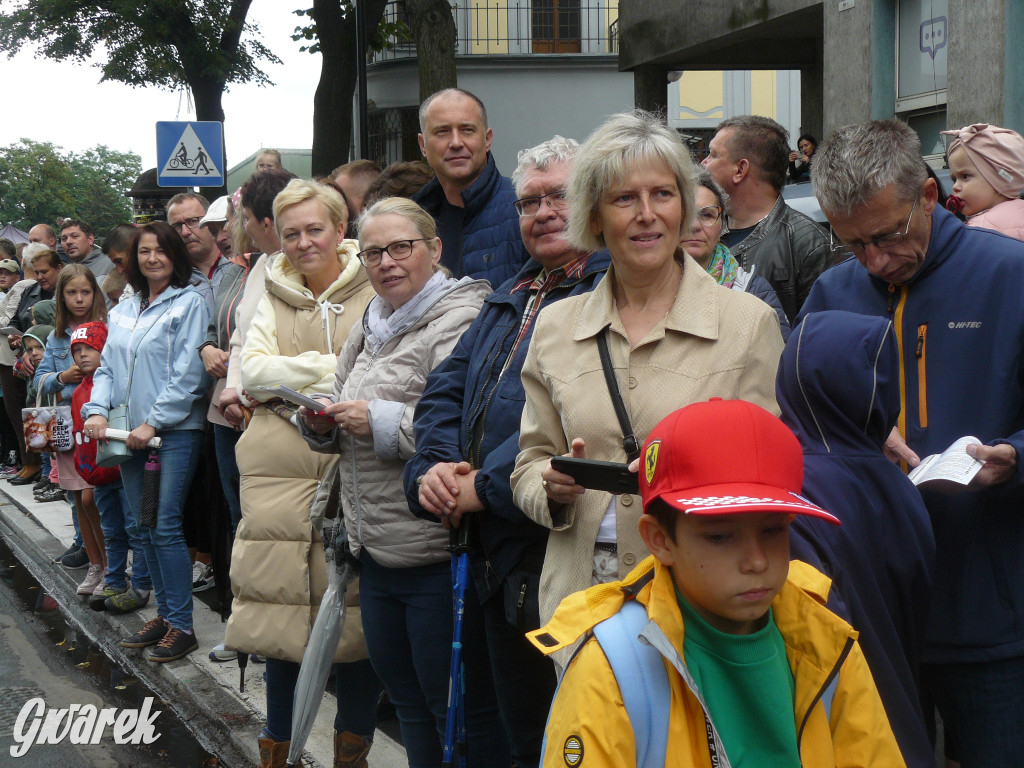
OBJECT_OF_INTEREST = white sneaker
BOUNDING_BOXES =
[191,562,215,593]
[92,571,112,596]
[208,642,238,662]
[77,564,106,596]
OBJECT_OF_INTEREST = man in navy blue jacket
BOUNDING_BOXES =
[799,119,1024,768]
[405,136,610,768]
[414,88,528,286]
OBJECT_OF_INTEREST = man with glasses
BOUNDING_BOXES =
[701,115,830,323]
[406,136,610,768]
[413,88,527,285]
[59,219,114,284]
[799,119,1024,768]
[166,193,239,314]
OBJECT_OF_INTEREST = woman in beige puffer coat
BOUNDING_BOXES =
[224,179,380,768]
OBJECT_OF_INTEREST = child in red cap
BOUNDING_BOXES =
[71,321,152,614]
[528,399,904,768]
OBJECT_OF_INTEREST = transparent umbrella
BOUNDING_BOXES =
[287,520,359,766]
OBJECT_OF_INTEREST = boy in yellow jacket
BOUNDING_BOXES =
[528,399,906,768]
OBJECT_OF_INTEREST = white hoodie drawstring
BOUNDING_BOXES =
[320,302,345,353]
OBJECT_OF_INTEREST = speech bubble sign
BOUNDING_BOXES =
[920,16,947,60]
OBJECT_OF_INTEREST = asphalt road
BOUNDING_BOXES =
[0,544,217,768]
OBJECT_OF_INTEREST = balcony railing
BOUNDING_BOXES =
[370,0,621,63]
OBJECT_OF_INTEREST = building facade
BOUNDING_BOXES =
[619,0,1024,163]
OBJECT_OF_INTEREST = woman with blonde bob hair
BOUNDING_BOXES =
[226,178,383,766]
[511,110,785,635]
[300,196,504,766]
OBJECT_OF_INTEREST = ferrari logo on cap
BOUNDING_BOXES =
[645,440,661,485]
[563,735,584,766]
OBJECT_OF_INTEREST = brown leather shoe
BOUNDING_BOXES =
[334,731,370,768]
[258,736,291,768]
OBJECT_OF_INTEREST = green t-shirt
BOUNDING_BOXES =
[677,591,801,768]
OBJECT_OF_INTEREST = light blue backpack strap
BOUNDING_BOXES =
[821,674,839,721]
[593,601,670,768]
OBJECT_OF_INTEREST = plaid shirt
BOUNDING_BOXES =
[498,253,592,378]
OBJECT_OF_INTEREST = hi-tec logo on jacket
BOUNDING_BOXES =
[947,321,983,329]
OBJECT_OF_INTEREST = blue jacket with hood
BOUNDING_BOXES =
[413,152,528,286]
[778,309,936,768]
[405,251,611,600]
[799,205,1024,665]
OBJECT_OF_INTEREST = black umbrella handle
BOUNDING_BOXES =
[447,516,473,556]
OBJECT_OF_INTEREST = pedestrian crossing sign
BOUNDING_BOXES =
[156,121,224,187]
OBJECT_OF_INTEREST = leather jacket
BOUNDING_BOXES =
[729,195,830,323]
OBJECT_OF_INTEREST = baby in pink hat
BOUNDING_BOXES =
[942,123,1024,240]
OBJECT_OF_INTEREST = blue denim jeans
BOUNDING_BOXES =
[120,429,202,631]
[924,657,1024,767]
[94,480,152,593]
[69,490,83,549]
[263,657,380,741]
[359,549,508,768]
[213,423,242,536]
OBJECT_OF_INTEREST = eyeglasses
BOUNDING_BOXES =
[171,216,203,233]
[356,239,425,268]
[829,193,920,258]
[514,190,569,217]
[696,205,722,228]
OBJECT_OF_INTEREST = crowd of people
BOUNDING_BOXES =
[4,87,1024,768]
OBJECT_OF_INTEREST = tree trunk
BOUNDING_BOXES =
[406,0,458,102]
[190,78,229,199]
[311,0,389,175]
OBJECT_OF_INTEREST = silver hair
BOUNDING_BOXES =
[567,110,698,254]
[512,136,580,195]
[812,119,928,217]
[22,242,50,271]
[695,169,731,236]
[418,88,488,133]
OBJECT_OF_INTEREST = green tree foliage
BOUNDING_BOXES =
[0,0,278,195]
[0,140,141,235]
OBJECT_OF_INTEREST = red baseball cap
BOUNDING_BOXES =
[70,321,108,353]
[640,398,840,524]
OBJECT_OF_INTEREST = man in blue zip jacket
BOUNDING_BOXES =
[405,136,611,768]
[413,88,528,286]
[798,119,1024,768]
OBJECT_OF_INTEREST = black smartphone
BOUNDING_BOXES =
[550,456,639,495]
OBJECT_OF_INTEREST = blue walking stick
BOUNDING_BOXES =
[443,521,472,768]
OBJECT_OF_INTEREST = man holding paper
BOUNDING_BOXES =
[797,119,1024,768]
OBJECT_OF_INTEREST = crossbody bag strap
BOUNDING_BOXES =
[595,330,640,462]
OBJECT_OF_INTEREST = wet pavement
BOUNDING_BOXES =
[0,478,407,767]
[0,534,219,766]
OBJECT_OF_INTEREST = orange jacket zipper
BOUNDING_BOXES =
[891,285,909,471]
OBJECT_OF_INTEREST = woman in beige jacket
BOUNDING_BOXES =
[510,111,784,631]
[224,179,380,768]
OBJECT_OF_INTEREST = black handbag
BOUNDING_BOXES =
[501,544,546,632]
